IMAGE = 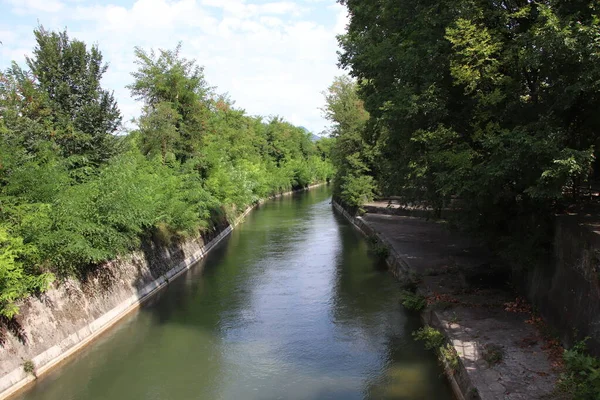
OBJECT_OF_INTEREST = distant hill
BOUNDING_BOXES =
[298,126,322,142]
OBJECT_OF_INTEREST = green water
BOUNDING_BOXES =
[15,186,453,400]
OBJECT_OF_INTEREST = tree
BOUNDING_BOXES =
[322,76,375,207]
[26,26,121,165]
[337,0,600,245]
[138,102,181,164]
[128,43,210,162]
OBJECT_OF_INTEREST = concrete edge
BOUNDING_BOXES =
[1,183,326,400]
[332,199,476,400]
[422,309,478,400]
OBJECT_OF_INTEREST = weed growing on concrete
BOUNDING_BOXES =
[557,339,600,399]
[371,242,390,259]
[366,235,390,260]
[468,387,479,399]
[482,343,504,366]
[23,360,35,376]
[413,326,445,350]
[408,270,422,284]
[439,343,460,374]
[400,290,427,312]
[366,235,379,246]
[449,312,460,324]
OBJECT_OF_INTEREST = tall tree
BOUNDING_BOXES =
[338,0,600,241]
[322,76,375,208]
[26,27,121,165]
[128,43,210,162]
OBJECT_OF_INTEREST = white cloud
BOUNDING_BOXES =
[7,0,64,14]
[0,0,346,133]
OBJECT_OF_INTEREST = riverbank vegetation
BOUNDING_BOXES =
[325,0,600,256]
[0,27,334,317]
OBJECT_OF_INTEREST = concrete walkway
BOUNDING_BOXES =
[357,210,561,399]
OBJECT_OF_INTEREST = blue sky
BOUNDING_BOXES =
[0,0,348,133]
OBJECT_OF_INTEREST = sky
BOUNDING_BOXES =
[0,0,349,134]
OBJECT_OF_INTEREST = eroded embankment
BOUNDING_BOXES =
[333,200,560,400]
[0,184,323,400]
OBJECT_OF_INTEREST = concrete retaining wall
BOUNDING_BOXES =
[332,201,410,281]
[518,215,600,355]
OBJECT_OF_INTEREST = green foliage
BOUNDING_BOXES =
[0,33,335,312]
[0,226,53,318]
[413,326,446,350]
[337,0,600,259]
[321,76,375,208]
[128,43,209,163]
[368,240,390,260]
[340,174,376,208]
[31,149,219,276]
[439,343,460,374]
[558,339,600,400]
[414,325,460,375]
[400,290,427,312]
[26,26,121,165]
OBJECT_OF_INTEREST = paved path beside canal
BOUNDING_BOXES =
[357,204,561,400]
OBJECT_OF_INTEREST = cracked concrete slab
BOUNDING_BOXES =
[355,210,561,400]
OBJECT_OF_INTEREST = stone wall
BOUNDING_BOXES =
[361,199,600,356]
[518,215,600,355]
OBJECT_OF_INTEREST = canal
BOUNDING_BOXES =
[15,186,453,400]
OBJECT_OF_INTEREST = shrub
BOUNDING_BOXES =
[439,343,460,374]
[400,290,427,312]
[371,242,390,260]
[413,326,445,350]
[0,226,54,318]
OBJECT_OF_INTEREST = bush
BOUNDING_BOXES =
[0,226,54,318]
[439,343,460,374]
[400,290,427,312]
[413,326,445,350]
[370,242,390,260]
